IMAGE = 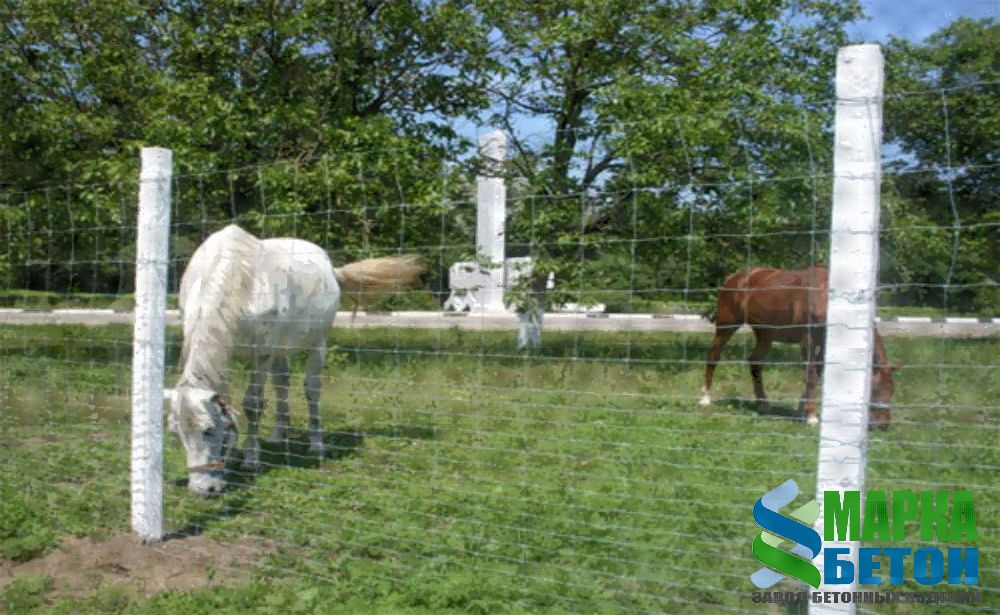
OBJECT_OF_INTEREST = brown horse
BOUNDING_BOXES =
[699,266,898,429]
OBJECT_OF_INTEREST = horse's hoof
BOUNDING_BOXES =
[806,415,819,426]
[698,394,712,407]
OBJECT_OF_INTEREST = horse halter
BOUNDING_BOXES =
[186,460,227,473]
[186,394,239,474]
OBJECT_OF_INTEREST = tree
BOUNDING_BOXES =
[881,18,998,312]
[0,0,493,295]
[481,0,862,310]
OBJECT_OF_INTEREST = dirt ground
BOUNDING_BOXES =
[0,533,271,599]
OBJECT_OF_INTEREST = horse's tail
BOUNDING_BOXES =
[334,255,426,297]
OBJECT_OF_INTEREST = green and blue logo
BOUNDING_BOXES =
[751,480,978,589]
[752,480,822,588]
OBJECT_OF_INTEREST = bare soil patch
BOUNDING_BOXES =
[0,533,270,598]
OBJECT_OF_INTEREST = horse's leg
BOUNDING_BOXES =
[305,343,328,456]
[814,328,826,381]
[748,331,773,408]
[700,325,737,406]
[800,341,821,426]
[267,355,291,444]
[242,351,271,471]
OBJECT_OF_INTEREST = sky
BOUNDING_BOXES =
[847,0,998,42]
[462,0,999,147]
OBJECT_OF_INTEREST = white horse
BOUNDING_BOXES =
[164,224,423,496]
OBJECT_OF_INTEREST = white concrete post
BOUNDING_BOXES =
[475,130,507,312]
[130,147,172,542]
[812,45,884,615]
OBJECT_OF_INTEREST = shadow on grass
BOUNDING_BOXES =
[719,397,805,421]
[165,423,438,540]
[166,427,362,539]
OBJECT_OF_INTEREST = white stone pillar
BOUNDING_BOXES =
[475,130,507,312]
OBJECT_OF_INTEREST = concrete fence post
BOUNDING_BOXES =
[812,44,884,614]
[130,147,172,542]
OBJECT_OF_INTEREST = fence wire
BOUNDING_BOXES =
[0,82,996,614]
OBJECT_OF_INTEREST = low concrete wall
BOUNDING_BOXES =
[0,308,995,338]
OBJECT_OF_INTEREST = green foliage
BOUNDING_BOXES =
[0,5,995,312]
[882,18,999,312]
[0,0,492,184]
[488,0,860,310]
[0,0,489,298]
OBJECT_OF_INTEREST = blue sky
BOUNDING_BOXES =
[847,0,998,42]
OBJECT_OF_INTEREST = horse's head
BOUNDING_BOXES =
[164,385,238,496]
[869,364,899,430]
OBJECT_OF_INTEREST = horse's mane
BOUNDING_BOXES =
[179,224,260,389]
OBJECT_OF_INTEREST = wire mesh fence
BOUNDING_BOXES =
[0,50,996,614]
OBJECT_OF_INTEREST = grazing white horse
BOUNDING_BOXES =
[164,224,423,496]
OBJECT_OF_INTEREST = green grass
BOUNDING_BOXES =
[0,288,442,313]
[0,325,996,613]
[0,290,146,310]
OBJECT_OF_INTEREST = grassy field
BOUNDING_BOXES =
[0,324,996,614]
